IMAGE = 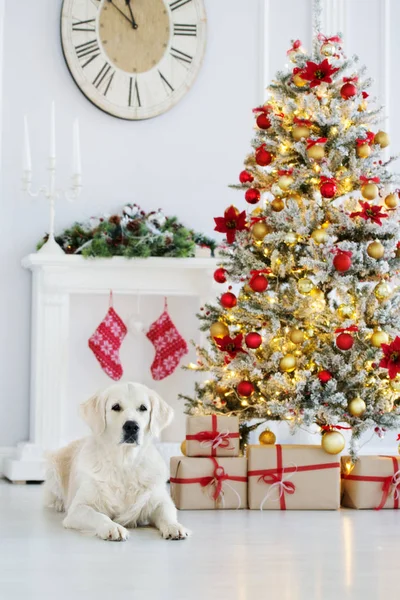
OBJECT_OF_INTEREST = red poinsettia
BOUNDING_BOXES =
[214,206,247,244]
[379,336,400,379]
[350,202,388,226]
[300,59,339,88]
[214,334,247,359]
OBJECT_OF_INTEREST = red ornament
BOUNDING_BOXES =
[341,82,357,100]
[320,179,337,198]
[237,380,254,397]
[239,170,254,184]
[333,251,352,272]
[336,332,354,351]
[318,370,332,383]
[379,336,400,379]
[255,144,272,167]
[213,268,227,284]
[220,292,237,309]
[245,188,261,204]
[256,113,271,130]
[249,274,268,293]
[245,332,262,349]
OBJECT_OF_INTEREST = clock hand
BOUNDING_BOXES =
[106,0,136,28]
[125,0,138,29]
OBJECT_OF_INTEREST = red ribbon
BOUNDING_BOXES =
[320,176,336,184]
[293,116,313,127]
[278,169,294,176]
[356,132,375,146]
[335,325,359,334]
[170,457,247,502]
[343,76,358,83]
[318,33,342,43]
[252,105,271,114]
[360,175,380,184]
[287,39,302,54]
[306,137,328,149]
[248,445,340,510]
[362,91,369,99]
[186,414,239,457]
[256,143,267,152]
[342,456,400,510]
[249,269,271,286]
[330,248,352,257]
[249,216,267,225]
[321,424,352,431]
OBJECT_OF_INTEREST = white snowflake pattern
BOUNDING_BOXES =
[163,355,177,371]
[101,340,113,355]
[152,365,166,380]
[110,321,121,338]
[165,328,178,343]
[90,331,103,346]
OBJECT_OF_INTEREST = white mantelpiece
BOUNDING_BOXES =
[3,255,218,482]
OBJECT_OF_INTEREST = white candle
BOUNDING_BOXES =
[23,115,32,172]
[73,118,81,175]
[50,101,56,159]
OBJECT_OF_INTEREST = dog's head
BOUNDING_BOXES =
[80,382,174,446]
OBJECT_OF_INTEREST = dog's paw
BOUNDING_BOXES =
[97,522,129,542]
[161,522,191,541]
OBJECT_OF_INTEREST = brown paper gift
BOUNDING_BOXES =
[185,415,240,457]
[170,456,247,509]
[247,444,340,510]
[341,455,400,510]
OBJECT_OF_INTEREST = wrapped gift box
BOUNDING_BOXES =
[170,456,247,509]
[185,415,240,457]
[248,444,341,510]
[341,455,400,510]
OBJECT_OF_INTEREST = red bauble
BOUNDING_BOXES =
[239,170,254,184]
[256,113,271,130]
[213,268,227,284]
[320,181,337,198]
[220,292,237,309]
[318,370,332,383]
[340,82,357,100]
[249,275,268,292]
[336,332,354,351]
[237,380,254,397]
[245,332,262,349]
[333,253,352,272]
[245,188,261,204]
[255,148,272,167]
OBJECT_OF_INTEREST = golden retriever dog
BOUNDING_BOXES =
[43,382,190,542]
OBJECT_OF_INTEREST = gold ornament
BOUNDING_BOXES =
[284,231,297,245]
[374,281,391,300]
[278,175,294,191]
[289,328,305,344]
[210,322,229,339]
[358,100,367,112]
[390,378,400,392]
[180,440,187,456]
[292,125,310,141]
[367,241,384,259]
[306,144,325,161]
[321,431,345,455]
[370,329,389,347]
[348,398,367,417]
[259,429,276,445]
[279,353,297,372]
[252,222,269,240]
[297,277,314,294]
[271,198,285,212]
[338,304,355,319]
[374,130,390,148]
[271,183,284,197]
[311,228,328,244]
[293,73,307,87]
[321,42,335,56]
[310,288,325,302]
[361,183,379,200]
[356,144,371,159]
[384,193,399,208]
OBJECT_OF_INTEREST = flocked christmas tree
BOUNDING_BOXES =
[181,16,400,458]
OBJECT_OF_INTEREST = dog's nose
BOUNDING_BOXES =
[123,421,139,436]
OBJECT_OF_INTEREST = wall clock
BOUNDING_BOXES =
[61,0,207,120]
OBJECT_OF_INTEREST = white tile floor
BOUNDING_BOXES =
[0,479,398,600]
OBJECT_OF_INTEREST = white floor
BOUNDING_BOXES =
[0,480,398,600]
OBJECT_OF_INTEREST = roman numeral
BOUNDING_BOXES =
[75,39,100,61]
[158,70,174,93]
[170,47,193,65]
[93,62,115,96]
[128,77,141,107]
[170,0,192,11]
[72,18,96,32]
[173,23,197,36]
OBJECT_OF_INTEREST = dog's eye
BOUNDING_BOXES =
[111,403,122,412]
[138,404,148,412]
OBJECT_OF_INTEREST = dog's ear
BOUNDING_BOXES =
[80,393,107,436]
[148,389,174,438]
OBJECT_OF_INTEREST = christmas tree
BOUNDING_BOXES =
[181,24,400,458]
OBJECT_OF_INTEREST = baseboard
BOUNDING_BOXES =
[0,447,15,477]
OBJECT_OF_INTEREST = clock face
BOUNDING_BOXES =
[61,0,207,119]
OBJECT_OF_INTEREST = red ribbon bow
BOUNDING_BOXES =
[306,137,328,149]
[252,105,271,114]
[356,132,375,146]
[186,414,239,456]
[321,424,352,431]
[343,76,358,83]
[335,325,359,334]
[360,175,380,184]
[287,39,302,54]
[318,33,342,43]
[249,269,271,286]
[278,169,294,176]
[330,248,352,257]
[293,116,313,127]
[342,456,400,510]
[256,143,267,152]
[249,216,267,225]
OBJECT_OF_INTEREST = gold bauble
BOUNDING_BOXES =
[310,288,324,301]
[338,304,355,319]
[252,222,269,240]
[210,322,229,339]
[374,130,390,148]
[321,431,345,455]
[271,198,285,212]
[384,193,399,208]
[348,398,367,417]
[278,175,294,191]
[390,378,400,392]
[367,241,384,260]
[292,125,310,141]
[180,440,187,456]
[293,73,307,87]
[370,329,389,347]
[289,328,305,344]
[306,144,325,160]
[297,277,314,294]
[356,144,371,159]
[321,42,335,56]
[279,353,297,373]
[361,183,379,200]
[284,231,297,245]
[259,429,276,445]
[311,228,328,244]
[374,281,391,300]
